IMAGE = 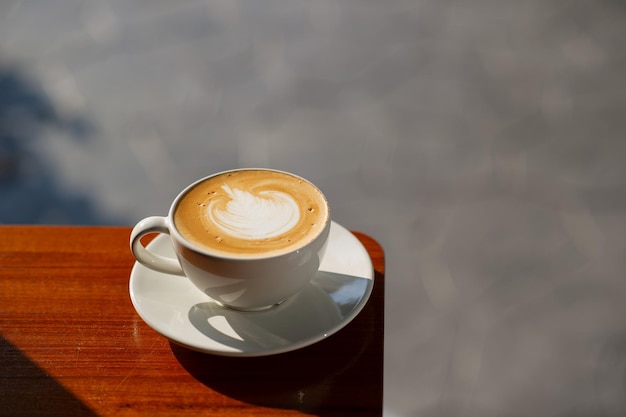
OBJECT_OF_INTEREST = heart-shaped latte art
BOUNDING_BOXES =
[207,185,300,240]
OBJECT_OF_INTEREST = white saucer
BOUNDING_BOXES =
[129,221,374,357]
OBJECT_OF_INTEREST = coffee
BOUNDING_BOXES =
[173,169,329,258]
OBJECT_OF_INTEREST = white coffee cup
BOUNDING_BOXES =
[130,168,331,311]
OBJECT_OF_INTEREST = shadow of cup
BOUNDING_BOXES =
[186,271,370,353]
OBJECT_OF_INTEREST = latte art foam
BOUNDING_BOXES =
[208,185,300,240]
[173,170,329,257]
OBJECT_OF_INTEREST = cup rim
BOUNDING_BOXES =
[167,168,331,261]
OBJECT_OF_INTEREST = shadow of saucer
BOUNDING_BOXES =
[170,286,382,416]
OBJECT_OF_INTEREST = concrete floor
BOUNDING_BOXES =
[2,1,626,416]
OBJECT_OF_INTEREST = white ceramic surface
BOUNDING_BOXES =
[130,168,331,311]
[129,221,374,356]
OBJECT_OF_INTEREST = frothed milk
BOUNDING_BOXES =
[173,170,329,257]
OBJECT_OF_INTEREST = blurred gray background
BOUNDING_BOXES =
[2,1,626,416]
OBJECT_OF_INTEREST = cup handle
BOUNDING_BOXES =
[130,216,185,276]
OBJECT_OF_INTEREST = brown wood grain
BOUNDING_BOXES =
[0,226,384,417]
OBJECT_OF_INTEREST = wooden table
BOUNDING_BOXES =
[0,226,384,417]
